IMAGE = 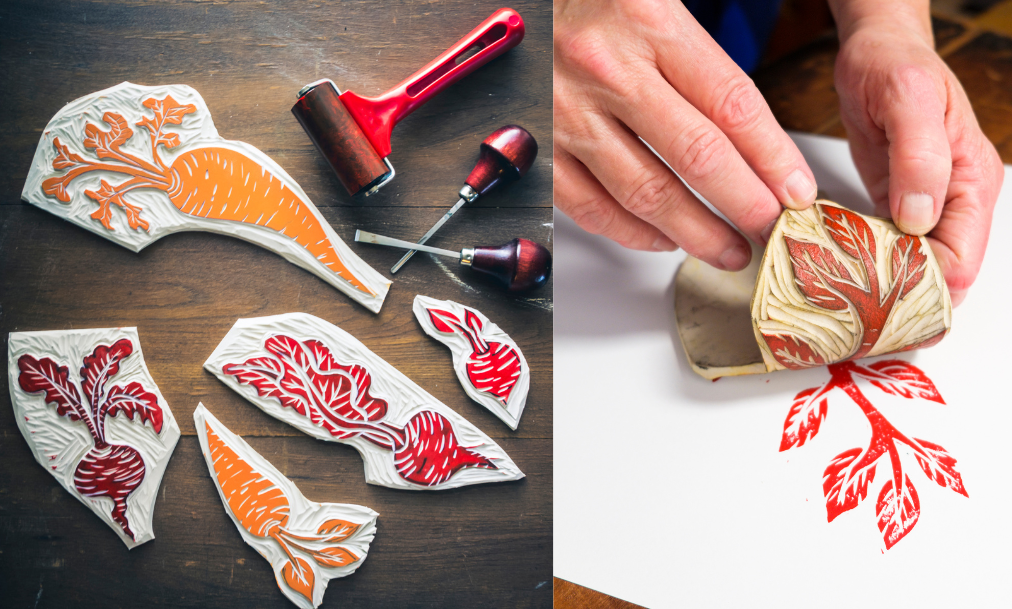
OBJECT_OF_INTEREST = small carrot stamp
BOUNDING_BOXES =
[195,403,376,608]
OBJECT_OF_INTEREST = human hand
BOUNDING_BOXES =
[831,0,1004,306]
[553,0,818,271]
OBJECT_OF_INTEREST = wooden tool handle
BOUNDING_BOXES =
[470,238,551,292]
[465,125,538,196]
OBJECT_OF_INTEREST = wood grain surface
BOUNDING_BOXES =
[0,1,552,607]
[555,7,1012,609]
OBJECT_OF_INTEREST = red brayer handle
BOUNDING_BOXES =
[339,8,525,159]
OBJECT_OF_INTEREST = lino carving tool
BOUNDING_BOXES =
[390,124,538,274]
[355,230,551,292]
[291,8,525,198]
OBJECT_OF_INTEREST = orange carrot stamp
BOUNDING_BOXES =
[22,82,390,313]
[194,403,377,608]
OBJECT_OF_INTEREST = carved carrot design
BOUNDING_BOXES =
[200,408,373,608]
[40,95,373,296]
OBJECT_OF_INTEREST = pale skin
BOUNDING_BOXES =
[554,0,1003,306]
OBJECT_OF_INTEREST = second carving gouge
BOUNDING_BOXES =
[390,125,538,274]
[357,230,551,292]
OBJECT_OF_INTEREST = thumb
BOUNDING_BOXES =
[883,68,952,235]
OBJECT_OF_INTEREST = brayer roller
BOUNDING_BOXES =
[291,8,525,197]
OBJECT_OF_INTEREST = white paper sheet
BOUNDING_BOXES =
[554,132,1012,608]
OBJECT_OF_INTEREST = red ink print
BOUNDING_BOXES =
[762,204,938,368]
[223,334,497,487]
[779,360,967,550]
[427,308,521,406]
[18,339,163,540]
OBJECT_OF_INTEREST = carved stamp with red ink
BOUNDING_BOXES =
[204,313,523,490]
[779,359,967,550]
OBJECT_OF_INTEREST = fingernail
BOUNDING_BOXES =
[785,169,817,208]
[652,235,678,252]
[761,217,779,244]
[719,243,751,271]
[897,192,935,235]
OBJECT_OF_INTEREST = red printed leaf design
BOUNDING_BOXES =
[876,474,920,549]
[428,309,461,334]
[312,546,359,568]
[890,235,928,300]
[80,338,133,414]
[785,237,854,310]
[762,333,826,370]
[18,354,85,422]
[84,112,134,158]
[51,137,85,170]
[779,383,832,451]
[282,555,315,602]
[394,411,496,486]
[103,382,164,434]
[912,438,968,497]
[855,360,945,403]
[819,204,876,263]
[823,447,880,522]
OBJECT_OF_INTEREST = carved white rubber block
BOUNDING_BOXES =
[412,296,529,430]
[204,313,524,490]
[7,328,180,548]
[195,404,377,609]
[22,82,390,313]
[675,201,952,379]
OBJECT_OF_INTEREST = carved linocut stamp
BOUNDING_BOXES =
[412,296,530,430]
[195,404,377,608]
[7,328,180,548]
[675,201,952,379]
[23,82,390,313]
[204,313,524,490]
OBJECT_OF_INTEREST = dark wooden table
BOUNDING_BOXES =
[554,7,1012,609]
[0,1,552,607]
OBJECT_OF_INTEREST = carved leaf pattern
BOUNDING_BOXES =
[83,112,134,158]
[890,235,927,300]
[80,338,133,414]
[785,237,854,310]
[820,204,877,263]
[761,333,826,370]
[17,354,85,422]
